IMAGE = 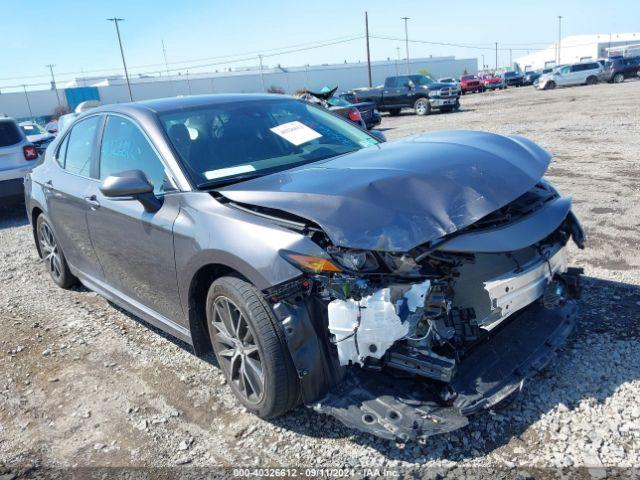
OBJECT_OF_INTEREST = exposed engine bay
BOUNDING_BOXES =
[254,179,585,441]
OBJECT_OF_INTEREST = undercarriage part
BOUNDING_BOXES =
[327,280,431,366]
[451,299,577,415]
[313,369,469,441]
[386,344,457,382]
[315,299,578,441]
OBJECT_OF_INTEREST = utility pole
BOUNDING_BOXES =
[481,54,485,70]
[402,17,410,74]
[258,54,265,92]
[509,48,513,67]
[495,42,498,70]
[161,40,170,78]
[45,64,60,105]
[107,17,133,101]
[186,70,192,94]
[395,47,400,76]
[22,85,34,121]
[365,12,372,88]
[557,16,563,65]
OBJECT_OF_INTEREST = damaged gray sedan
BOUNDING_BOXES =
[25,95,585,441]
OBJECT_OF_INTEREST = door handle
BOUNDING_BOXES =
[84,196,101,209]
[43,180,53,189]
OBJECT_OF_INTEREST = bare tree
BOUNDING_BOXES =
[267,85,285,94]
[51,105,70,120]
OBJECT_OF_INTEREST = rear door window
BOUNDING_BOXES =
[64,116,101,177]
[385,77,397,88]
[0,121,23,147]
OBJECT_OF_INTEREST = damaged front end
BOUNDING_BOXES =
[263,181,585,441]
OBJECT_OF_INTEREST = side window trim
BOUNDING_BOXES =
[99,113,179,195]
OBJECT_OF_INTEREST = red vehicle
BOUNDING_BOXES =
[480,72,506,90]
[459,74,485,94]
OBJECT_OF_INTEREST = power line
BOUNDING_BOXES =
[0,34,366,83]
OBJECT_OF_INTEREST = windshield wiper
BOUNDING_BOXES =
[196,172,266,190]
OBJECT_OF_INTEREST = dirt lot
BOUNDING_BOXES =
[1,81,639,477]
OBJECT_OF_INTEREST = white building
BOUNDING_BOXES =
[515,32,640,71]
[1,55,476,120]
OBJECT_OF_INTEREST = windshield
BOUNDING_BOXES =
[20,123,44,136]
[504,71,517,77]
[159,98,380,188]
[409,75,434,85]
[461,75,476,81]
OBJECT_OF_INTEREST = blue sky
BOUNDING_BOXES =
[1,0,638,89]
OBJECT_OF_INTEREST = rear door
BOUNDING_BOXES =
[383,76,409,107]
[43,115,104,279]
[86,114,183,322]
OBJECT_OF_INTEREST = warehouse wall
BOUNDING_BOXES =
[1,57,477,119]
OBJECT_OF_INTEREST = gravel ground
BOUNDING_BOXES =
[1,81,639,478]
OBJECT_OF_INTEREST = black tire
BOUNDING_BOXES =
[453,99,461,111]
[388,108,401,116]
[546,81,556,90]
[206,276,299,419]
[36,214,77,289]
[461,91,466,95]
[413,97,430,116]
[613,73,624,84]
[586,76,598,85]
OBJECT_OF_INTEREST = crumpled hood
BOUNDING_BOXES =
[219,130,551,251]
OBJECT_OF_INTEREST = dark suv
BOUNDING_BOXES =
[604,56,640,83]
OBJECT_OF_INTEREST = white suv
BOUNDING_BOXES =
[0,117,39,200]
[537,61,603,90]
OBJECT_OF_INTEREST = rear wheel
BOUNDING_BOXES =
[613,73,624,84]
[36,214,77,289]
[206,277,299,419]
[413,98,430,116]
[586,76,598,85]
[387,108,401,116]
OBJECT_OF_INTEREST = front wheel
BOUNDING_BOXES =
[206,277,300,419]
[414,98,430,116]
[36,214,77,289]
[545,81,556,90]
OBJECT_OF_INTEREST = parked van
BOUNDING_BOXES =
[537,61,603,90]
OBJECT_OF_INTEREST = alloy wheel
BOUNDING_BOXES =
[613,73,624,84]
[211,296,265,404]
[39,222,62,281]
[415,99,429,115]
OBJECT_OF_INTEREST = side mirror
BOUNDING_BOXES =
[404,81,414,89]
[100,169,162,212]
[369,130,386,143]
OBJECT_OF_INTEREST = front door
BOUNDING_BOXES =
[86,114,183,323]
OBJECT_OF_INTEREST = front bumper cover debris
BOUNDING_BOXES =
[313,300,577,441]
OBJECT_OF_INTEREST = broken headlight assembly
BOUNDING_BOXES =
[328,249,379,272]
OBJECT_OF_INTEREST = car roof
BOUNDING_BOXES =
[92,94,289,117]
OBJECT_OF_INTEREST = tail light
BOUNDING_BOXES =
[23,145,38,160]
[348,108,362,123]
